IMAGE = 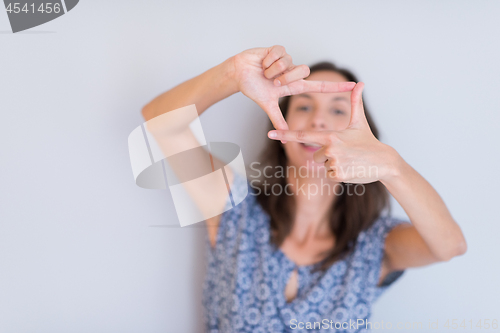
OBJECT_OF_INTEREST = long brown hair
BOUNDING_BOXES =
[254,61,390,270]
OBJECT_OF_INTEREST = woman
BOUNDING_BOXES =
[141,45,467,332]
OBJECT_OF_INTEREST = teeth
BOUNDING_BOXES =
[303,143,321,147]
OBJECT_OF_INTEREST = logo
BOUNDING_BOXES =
[3,0,79,33]
[127,105,248,227]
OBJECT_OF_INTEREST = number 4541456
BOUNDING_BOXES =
[6,3,61,14]
[444,319,498,329]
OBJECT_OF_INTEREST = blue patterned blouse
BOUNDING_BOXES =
[202,171,410,333]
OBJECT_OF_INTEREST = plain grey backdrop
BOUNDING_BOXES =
[1,1,499,332]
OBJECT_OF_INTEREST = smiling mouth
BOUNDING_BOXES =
[300,142,321,152]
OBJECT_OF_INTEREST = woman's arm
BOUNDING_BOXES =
[266,82,467,282]
[141,57,239,246]
[141,57,238,123]
[379,155,467,269]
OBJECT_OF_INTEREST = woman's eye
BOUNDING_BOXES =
[297,106,310,111]
[331,109,345,115]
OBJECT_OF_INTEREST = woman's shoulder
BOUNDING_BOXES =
[222,170,260,213]
[351,215,411,293]
[217,170,269,241]
[351,215,412,267]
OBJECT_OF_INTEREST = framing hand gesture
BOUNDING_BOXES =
[267,82,399,184]
[232,45,356,131]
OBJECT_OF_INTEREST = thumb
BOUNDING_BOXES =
[348,82,369,129]
[262,102,289,131]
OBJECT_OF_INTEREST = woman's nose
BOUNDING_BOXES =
[310,112,326,130]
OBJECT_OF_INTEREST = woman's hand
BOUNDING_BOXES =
[229,45,356,131]
[267,82,402,183]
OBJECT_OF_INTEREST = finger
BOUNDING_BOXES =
[262,45,287,70]
[268,129,336,145]
[262,102,289,131]
[281,80,356,97]
[312,145,329,164]
[325,160,338,179]
[273,64,310,87]
[327,168,337,180]
[264,54,293,81]
[348,82,369,129]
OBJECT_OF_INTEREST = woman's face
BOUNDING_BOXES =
[283,70,352,172]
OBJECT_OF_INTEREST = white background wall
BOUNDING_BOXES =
[1,1,499,332]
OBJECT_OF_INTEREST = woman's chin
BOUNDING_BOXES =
[288,159,328,177]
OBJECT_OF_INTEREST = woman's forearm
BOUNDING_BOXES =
[380,150,467,261]
[141,56,238,121]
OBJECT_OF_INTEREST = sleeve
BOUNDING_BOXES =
[364,216,412,300]
[212,169,252,255]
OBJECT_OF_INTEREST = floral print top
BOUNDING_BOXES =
[202,171,410,333]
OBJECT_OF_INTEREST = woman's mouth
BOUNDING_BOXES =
[300,142,321,152]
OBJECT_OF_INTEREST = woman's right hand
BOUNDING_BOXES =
[229,45,357,131]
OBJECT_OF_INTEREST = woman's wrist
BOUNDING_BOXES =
[379,145,405,185]
[170,56,239,115]
[218,56,240,96]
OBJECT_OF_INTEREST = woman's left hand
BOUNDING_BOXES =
[267,82,402,184]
